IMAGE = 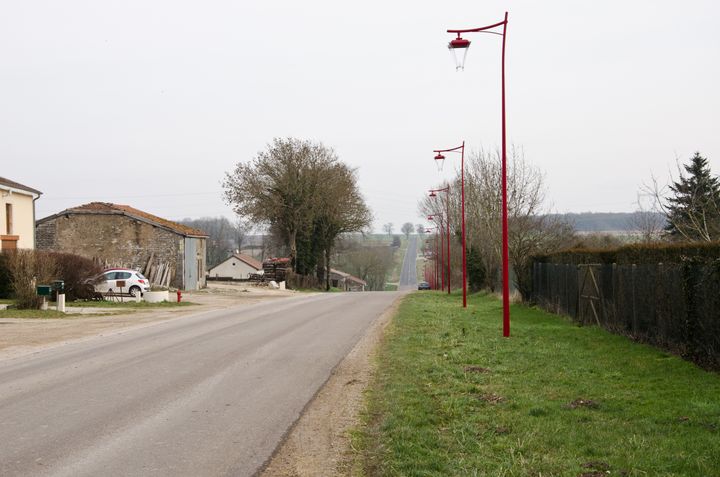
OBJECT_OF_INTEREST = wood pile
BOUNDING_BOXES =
[262,257,290,282]
[143,252,174,288]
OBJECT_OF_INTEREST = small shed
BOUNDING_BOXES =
[208,253,263,280]
[329,269,366,292]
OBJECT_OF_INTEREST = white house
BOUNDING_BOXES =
[1,177,42,250]
[208,253,263,280]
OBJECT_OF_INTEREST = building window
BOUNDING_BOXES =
[5,204,12,235]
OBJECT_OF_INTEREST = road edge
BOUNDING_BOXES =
[259,293,405,477]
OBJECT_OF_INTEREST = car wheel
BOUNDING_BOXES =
[129,286,142,297]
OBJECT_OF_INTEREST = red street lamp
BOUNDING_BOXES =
[446,12,511,337]
[426,219,443,291]
[429,186,451,296]
[425,232,439,290]
[434,142,467,308]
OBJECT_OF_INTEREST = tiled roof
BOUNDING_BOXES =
[330,268,367,286]
[233,253,263,271]
[0,177,42,195]
[56,202,208,237]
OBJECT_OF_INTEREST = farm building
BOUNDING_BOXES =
[329,269,366,291]
[208,253,263,280]
[36,202,208,290]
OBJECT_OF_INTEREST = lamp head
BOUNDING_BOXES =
[448,35,471,71]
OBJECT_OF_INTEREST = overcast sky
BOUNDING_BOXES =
[2,1,718,232]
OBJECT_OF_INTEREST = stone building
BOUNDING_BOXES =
[1,177,42,250]
[36,202,208,290]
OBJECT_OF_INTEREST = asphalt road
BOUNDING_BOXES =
[398,235,418,290]
[0,292,402,477]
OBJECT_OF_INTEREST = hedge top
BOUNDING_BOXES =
[534,241,720,265]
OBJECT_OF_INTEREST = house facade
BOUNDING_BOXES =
[208,253,263,280]
[0,177,42,251]
[36,202,208,290]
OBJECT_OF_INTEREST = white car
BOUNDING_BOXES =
[91,269,151,297]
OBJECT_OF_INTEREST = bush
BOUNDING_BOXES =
[0,253,11,299]
[7,250,58,309]
[51,252,103,300]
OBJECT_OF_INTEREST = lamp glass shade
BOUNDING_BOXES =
[448,37,471,71]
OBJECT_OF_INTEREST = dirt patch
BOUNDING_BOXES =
[568,398,600,410]
[261,295,403,477]
[477,393,504,404]
[0,282,300,361]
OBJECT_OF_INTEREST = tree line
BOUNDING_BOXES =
[419,149,718,301]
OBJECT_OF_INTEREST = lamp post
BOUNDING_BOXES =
[434,142,467,307]
[425,231,438,290]
[446,12,510,337]
[424,239,432,288]
[427,217,444,291]
[428,185,451,295]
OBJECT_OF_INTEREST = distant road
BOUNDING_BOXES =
[0,292,401,477]
[398,235,418,290]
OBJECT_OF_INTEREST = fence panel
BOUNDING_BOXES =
[532,261,720,369]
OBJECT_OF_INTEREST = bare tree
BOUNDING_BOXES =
[335,242,393,291]
[416,223,426,235]
[401,222,414,239]
[628,193,665,243]
[420,146,575,299]
[382,222,394,237]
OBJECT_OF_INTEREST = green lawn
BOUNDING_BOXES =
[354,292,720,476]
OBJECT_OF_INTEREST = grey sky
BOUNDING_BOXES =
[2,1,718,231]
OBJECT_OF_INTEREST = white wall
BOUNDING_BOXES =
[208,257,262,279]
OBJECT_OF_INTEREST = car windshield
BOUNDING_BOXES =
[136,273,147,280]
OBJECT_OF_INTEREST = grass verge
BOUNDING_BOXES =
[0,309,85,319]
[65,300,196,308]
[353,291,720,476]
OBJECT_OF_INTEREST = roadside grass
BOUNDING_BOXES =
[354,291,720,476]
[0,300,195,318]
[65,300,196,308]
[0,309,86,319]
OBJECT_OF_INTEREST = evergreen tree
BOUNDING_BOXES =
[467,246,486,292]
[664,152,720,241]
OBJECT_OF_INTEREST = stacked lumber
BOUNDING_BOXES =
[262,257,290,282]
[142,253,174,288]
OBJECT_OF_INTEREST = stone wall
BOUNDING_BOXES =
[36,214,186,288]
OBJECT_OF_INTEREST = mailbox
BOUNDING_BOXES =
[36,285,52,296]
[52,280,65,294]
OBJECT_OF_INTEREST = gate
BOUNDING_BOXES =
[577,264,602,326]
